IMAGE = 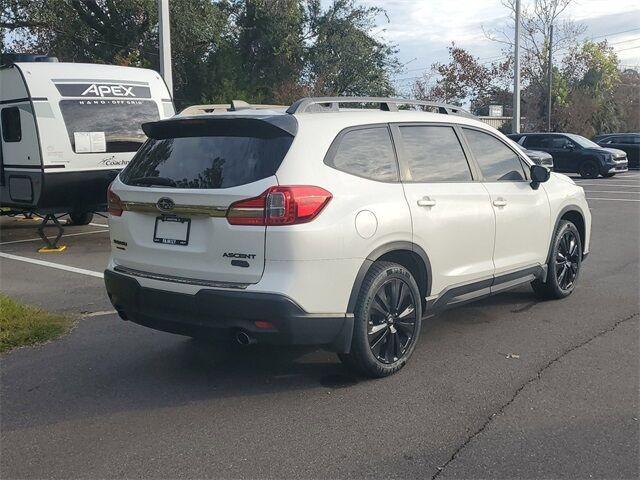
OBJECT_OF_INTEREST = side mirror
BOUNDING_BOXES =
[530,164,550,189]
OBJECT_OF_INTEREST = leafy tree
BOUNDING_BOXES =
[2,0,399,107]
[303,0,399,98]
[556,41,620,136]
[412,44,511,114]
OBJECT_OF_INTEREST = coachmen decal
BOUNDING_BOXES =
[55,83,151,99]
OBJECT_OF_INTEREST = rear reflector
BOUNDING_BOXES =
[254,320,275,330]
[227,186,332,226]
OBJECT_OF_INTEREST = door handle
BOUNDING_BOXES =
[417,196,436,207]
[493,198,507,207]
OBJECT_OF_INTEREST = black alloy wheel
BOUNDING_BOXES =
[367,277,418,364]
[339,261,423,378]
[532,220,582,300]
[555,229,580,291]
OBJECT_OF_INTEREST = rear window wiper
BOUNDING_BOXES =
[130,176,177,187]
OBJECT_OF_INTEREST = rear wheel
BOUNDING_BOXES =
[68,212,94,226]
[339,261,422,378]
[532,220,582,299]
[579,161,599,179]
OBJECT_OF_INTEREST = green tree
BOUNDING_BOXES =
[557,41,621,136]
[2,0,399,107]
[303,0,400,98]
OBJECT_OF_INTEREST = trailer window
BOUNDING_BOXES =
[59,100,159,153]
[1,107,22,142]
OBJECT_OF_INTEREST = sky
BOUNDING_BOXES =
[347,0,640,93]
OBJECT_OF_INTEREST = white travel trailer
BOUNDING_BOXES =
[0,57,174,231]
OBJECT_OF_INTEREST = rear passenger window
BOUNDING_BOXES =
[327,127,398,182]
[1,107,22,143]
[463,128,526,182]
[523,136,547,148]
[398,126,471,182]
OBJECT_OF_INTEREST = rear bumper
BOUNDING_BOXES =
[104,269,354,352]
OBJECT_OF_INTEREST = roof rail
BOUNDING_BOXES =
[286,97,475,118]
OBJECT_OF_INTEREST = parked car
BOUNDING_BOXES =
[508,132,628,178]
[104,97,591,378]
[512,143,554,169]
[594,133,640,169]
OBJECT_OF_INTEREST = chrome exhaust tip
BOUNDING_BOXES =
[236,330,256,346]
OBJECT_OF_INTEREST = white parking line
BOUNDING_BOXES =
[586,197,640,202]
[0,252,104,278]
[0,229,109,246]
[89,222,108,227]
[83,310,117,318]
[581,190,640,194]
[578,183,640,187]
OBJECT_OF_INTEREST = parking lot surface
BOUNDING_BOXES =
[1,174,638,479]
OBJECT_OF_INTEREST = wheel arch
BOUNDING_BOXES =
[547,205,587,263]
[347,241,432,314]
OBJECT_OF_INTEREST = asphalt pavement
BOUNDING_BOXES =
[1,173,638,479]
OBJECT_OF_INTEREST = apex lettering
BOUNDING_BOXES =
[81,84,135,97]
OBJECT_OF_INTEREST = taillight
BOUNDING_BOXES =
[107,183,123,216]
[227,186,332,226]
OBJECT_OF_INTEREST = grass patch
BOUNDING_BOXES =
[0,294,74,353]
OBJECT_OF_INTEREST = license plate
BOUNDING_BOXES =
[153,215,191,246]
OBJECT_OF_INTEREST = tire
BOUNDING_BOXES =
[602,172,615,178]
[68,212,94,226]
[579,161,599,179]
[339,261,422,378]
[531,220,582,300]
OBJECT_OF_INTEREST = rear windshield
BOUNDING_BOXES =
[59,99,160,153]
[120,119,294,189]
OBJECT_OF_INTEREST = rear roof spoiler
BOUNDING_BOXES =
[142,114,298,138]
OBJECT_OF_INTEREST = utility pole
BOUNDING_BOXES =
[547,23,553,132]
[158,0,173,95]
[512,0,521,133]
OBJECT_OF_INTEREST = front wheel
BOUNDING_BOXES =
[532,220,582,299]
[602,172,615,178]
[339,261,422,378]
[579,161,599,179]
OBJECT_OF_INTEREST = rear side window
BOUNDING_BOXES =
[1,107,22,142]
[398,126,472,182]
[121,120,294,189]
[463,128,525,182]
[523,135,548,148]
[326,127,398,182]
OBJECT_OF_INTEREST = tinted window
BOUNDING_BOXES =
[327,127,398,182]
[1,107,22,142]
[121,122,293,189]
[463,128,525,181]
[523,135,547,148]
[59,99,159,153]
[398,126,471,182]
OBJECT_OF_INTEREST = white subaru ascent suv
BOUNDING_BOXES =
[105,97,591,377]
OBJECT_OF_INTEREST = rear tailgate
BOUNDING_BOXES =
[108,115,296,286]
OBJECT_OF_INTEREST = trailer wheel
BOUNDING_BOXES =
[68,212,94,226]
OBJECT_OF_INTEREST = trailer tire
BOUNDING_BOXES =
[68,212,94,226]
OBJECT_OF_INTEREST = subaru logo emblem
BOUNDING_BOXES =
[156,197,175,212]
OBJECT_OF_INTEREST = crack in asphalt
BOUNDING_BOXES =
[431,311,639,480]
